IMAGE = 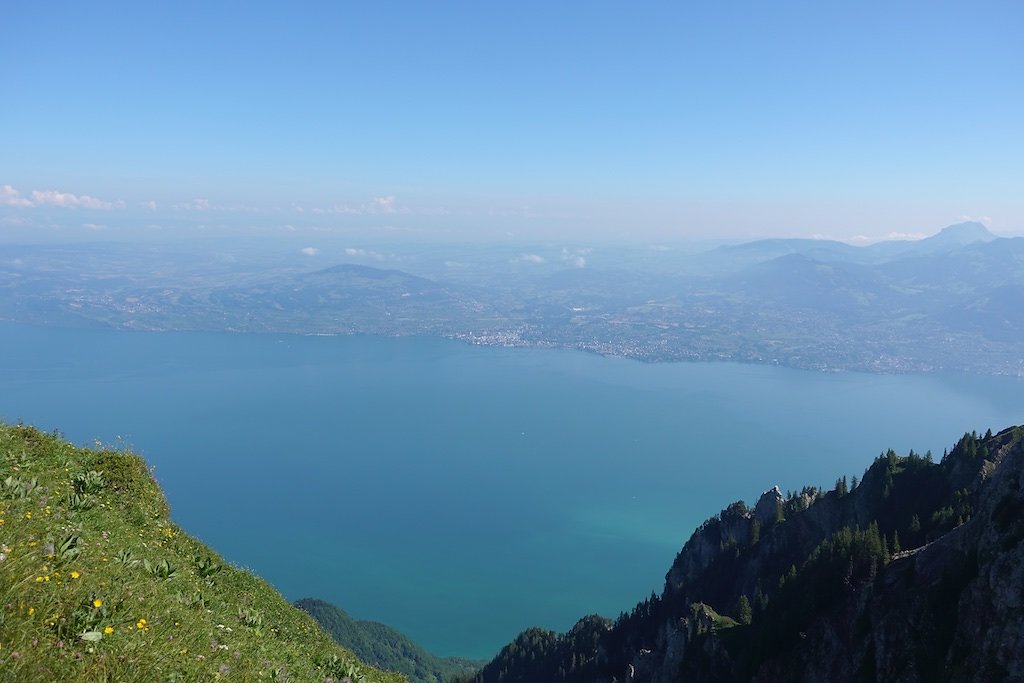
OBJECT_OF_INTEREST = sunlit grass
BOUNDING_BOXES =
[0,422,405,683]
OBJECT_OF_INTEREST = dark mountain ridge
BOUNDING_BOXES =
[460,426,1024,683]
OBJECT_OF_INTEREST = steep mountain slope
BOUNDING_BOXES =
[296,598,483,683]
[459,426,1024,683]
[0,423,404,683]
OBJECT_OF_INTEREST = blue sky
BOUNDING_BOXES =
[2,1,1022,242]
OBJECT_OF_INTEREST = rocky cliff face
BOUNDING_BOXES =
[745,426,1024,682]
[459,426,1024,683]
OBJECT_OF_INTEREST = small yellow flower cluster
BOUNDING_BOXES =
[104,626,114,635]
[136,618,149,631]
[93,599,103,609]
[70,571,81,580]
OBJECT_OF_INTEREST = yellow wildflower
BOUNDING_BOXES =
[104,626,114,635]
[136,618,147,629]
[70,571,80,580]
[24,512,31,519]
[35,576,44,583]
[28,607,35,616]
[93,599,103,608]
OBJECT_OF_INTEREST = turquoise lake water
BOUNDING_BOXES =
[1,321,1022,658]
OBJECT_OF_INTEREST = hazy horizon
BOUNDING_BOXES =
[3,2,1023,244]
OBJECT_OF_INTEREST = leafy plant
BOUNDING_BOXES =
[73,469,106,495]
[54,595,111,640]
[317,654,367,682]
[177,590,208,609]
[67,490,96,511]
[144,557,177,579]
[238,606,265,628]
[113,548,137,567]
[194,555,224,581]
[52,533,82,563]
[2,474,40,499]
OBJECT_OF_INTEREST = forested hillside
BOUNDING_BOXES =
[459,426,1024,682]
[296,598,482,683]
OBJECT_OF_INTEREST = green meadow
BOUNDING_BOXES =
[0,422,403,683]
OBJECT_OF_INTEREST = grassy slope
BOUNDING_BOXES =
[0,423,405,683]
[295,598,483,683]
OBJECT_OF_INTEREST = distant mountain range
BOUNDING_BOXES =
[709,222,1001,267]
[2,222,1021,374]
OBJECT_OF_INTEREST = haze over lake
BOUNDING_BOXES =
[2,322,1022,659]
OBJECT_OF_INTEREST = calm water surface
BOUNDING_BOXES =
[2,322,1022,658]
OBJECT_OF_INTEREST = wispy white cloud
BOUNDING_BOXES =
[81,222,108,231]
[141,200,158,210]
[300,246,320,256]
[843,231,927,245]
[174,198,211,211]
[371,195,398,213]
[0,185,33,207]
[30,189,124,209]
[170,198,261,213]
[1,184,124,209]
[300,195,445,216]
[958,215,991,224]
[310,203,361,215]
[344,247,391,260]
[885,231,927,241]
[560,247,589,268]
[512,253,546,264]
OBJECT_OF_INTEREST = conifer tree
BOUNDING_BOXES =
[737,595,752,625]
